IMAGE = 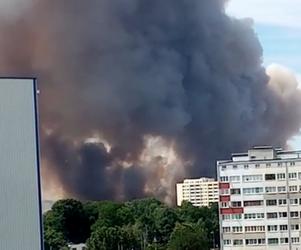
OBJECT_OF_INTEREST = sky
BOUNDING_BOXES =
[226,0,301,149]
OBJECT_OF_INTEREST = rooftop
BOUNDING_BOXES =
[181,177,217,183]
[218,146,301,164]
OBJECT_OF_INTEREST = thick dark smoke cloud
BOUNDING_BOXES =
[43,132,146,200]
[0,0,300,202]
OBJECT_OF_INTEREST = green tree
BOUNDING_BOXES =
[43,227,67,250]
[48,199,91,244]
[86,226,120,250]
[119,224,142,249]
[153,207,178,244]
[117,204,135,225]
[44,198,220,250]
[176,201,203,223]
[95,201,123,227]
[83,201,100,226]
[201,203,219,248]
[131,198,163,245]
[167,222,209,250]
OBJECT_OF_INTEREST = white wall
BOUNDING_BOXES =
[0,79,42,250]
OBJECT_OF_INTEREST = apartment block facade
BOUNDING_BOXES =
[217,146,301,250]
[176,177,219,207]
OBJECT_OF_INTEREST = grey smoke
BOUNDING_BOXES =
[0,0,300,201]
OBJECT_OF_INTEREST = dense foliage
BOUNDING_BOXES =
[43,199,219,250]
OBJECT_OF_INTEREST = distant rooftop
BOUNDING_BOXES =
[219,146,301,164]
[181,177,216,183]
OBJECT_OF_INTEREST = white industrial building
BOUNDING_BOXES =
[217,146,301,250]
[176,177,219,207]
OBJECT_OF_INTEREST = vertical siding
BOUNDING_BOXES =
[0,79,42,250]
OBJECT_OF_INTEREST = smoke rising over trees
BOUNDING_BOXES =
[0,0,300,201]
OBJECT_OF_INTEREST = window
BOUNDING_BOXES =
[230,188,241,195]
[290,198,298,205]
[291,224,299,230]
[280,225,288,231]
[221,202,228,208]
[278,186,286,192]
[267,212,278,219]
[220,176,228,182]
[255,164,260,168]
[257,239,265,245]
[222,214,230,220]
[245,213,256,219]
[268,238,279,245]
[246,239,265,245]
[233,165,238,169]
[244,164,249,169]
[244,200,263,207]
[223,240,231,245]
[232,214,242,220]
[277,173,285,180]
[278,199,287,205]
[243,174,263,182]
[290,162,296,166]
[265,174,276,180]
[230,175,240,182]
[289,185,298,192]
[290,211,299,218]
[266,163,271,167]
[279,212,287,218]
[246,239,257,245]
[245,226,265,232]
[232,226,243,233]
[257,213,264,219]
[292,238,299,244]
[266,200,277,206]
[280,238,289,244]
[278,162,283,167]
[289,172,297,179]
[299,172,301,180]
[223,227,231,233]
[267,225,278,231]
[244,213,264,219]
[231,201,241,207]
[220,189,229,195]
[233,240,243,246]
[265,186,276,193]
[243,187,263,194]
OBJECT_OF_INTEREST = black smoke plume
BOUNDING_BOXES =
[0,0,300,202]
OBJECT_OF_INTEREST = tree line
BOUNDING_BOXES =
[43,198,219,250]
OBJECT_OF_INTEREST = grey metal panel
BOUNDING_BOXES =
[0,79,42,250]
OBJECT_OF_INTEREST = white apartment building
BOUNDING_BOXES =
[217,146,301,250]
[176,177,219,207]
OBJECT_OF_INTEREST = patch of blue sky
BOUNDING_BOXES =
[255,24,301,72]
